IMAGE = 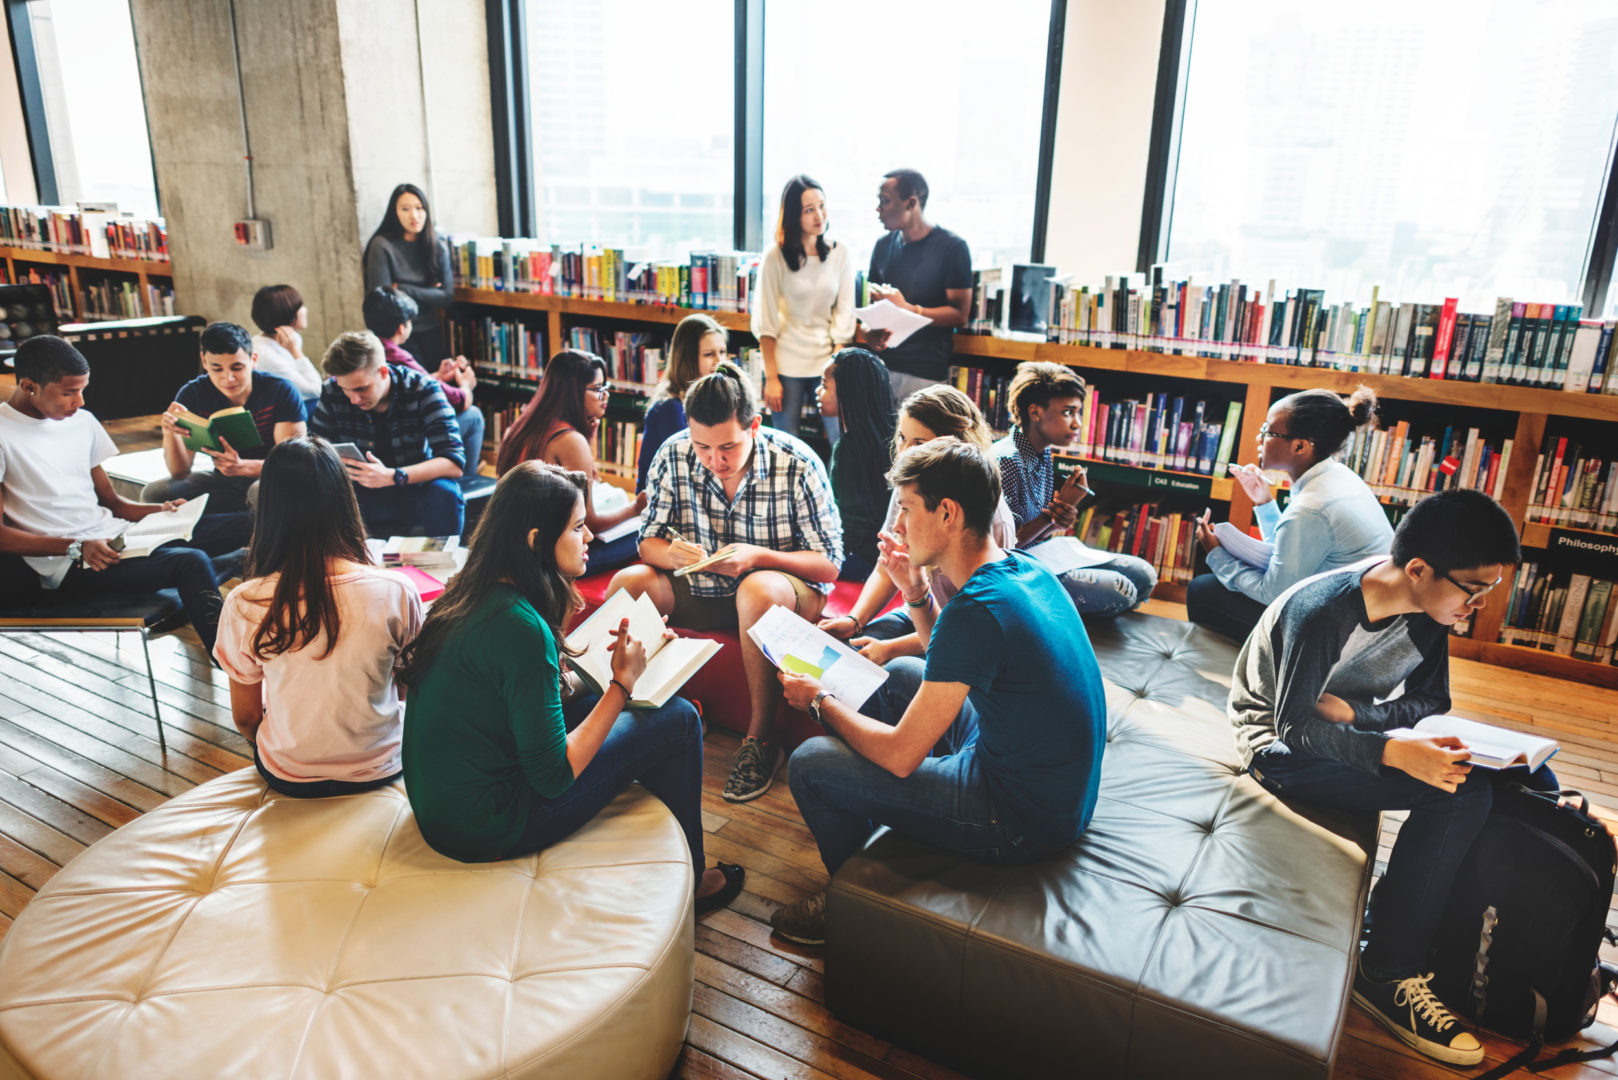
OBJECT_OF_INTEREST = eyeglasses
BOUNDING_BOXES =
[587,384,611,397]
[1440,569,1502,606]
[1257,422,1297,441]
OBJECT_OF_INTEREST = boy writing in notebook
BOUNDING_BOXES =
[1229,488,1556,1067]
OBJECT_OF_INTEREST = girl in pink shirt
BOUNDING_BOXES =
[215,437,422,796]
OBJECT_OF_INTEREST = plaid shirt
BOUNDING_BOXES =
[990,425,1053,528]
[641,426,843,598]
[310,362,465,472]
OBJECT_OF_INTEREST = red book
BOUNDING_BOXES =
[390,565,445,602]
[1431,298,1459,378]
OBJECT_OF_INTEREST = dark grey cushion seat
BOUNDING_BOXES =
[825,613,1376,1080]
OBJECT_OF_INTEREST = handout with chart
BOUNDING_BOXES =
[746,604,889,710]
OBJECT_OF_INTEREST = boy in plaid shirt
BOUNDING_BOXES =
[608,363,843,802]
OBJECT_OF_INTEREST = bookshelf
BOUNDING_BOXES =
[0,245,174,322]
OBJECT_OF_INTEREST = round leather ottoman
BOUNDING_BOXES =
[0,770,695,1079]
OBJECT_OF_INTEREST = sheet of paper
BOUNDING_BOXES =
[1027,538,1120,575]
[746,604,888,710]
[117,495,209,558]
[1213,521,1273,572]
[854,299,933,350]
[672,545,737,578]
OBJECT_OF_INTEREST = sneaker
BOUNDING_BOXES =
[771,890,827,945]
[1351,962,1483,1066]
[722,737,782,803]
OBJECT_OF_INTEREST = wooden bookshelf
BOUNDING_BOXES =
[0,244,173,322]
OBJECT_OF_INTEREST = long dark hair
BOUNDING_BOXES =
[1280,385,1379,461]
[828,348,897,513]
[654,314,728,404]
[243,437,371,660]
[398,462,588,685]
[495,349,609,475]
[775,174,831,272]
[367,182,438,254]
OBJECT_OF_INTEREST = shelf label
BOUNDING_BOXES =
[1542,528,1618,578]
[1055,456,1212,497]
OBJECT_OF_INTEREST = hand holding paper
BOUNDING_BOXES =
[854,299,932,350]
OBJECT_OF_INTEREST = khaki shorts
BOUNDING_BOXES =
[670,570,823,632]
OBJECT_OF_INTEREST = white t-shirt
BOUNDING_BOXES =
[252,332,324,398]
[750,242,857,378]
[0,403,128,587]
[214,565,423,784]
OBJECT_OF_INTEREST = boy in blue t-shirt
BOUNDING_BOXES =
[773,439,1106,945]
[144,321,307,514]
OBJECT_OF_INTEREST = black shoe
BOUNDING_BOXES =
[1351,961,1483,1066]
[695,862,745,916]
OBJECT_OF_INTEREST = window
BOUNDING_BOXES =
[524,0,734,260]
[23,0,159,217]
[761,0,1053,272]
[1163,0,1618,311]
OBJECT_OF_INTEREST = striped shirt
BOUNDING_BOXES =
[310,362,465,472]
[641,426,843,598]
[990,425,1054,528]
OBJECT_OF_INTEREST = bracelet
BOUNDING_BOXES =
[843,614,864,633]
[609,678,633,702]
[904,590,932,609]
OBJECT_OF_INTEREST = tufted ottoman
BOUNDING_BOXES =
[0,770,695,1079]
[825,613,1378,1080]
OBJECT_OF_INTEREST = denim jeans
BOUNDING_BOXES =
[506,695,706,876]
[1249,745,1558,978]
[0,511,252,656]
[789,656,1061,876]
[773,374,839,444]
[141,470,259,516]
[1185,573,1269,643]
[455,406,486,479]
[862,609,913,641]
[587,530,640,574]
[354,476,465,539]
[1058,553,1158,617]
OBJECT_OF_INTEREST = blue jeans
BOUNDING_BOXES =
[587,530,640,573]
[839,550,876,582]
[455,407,486,479]
[789,656,1062,876]
[354,476,465,538]
[773,374,839,444]
[1057,553,1157,617]
[506,695,706,876]
[1250,745,1558,978]
[1186,573,1268,642]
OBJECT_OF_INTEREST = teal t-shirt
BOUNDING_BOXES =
[923,549,1107,847]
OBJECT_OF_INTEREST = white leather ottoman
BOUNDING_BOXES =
[0,770,695,1079]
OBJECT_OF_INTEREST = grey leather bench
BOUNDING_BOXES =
[825,614,1376,1080]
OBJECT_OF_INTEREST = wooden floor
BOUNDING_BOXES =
[1,408,1617,1077]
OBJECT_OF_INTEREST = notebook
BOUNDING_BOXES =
[565,589,720,709]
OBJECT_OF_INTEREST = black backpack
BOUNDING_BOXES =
[1431,783,1618,1078]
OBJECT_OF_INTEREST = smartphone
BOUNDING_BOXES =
[332,442,366,462]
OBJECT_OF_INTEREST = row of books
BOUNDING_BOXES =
[1037,271,1618,392]
[448,315,545,380]
[80,279,175,321]
[0,204,169,261]
[15,268,71,319]
[448,236,759,313]
[1497,566,1618,661]
[1338,422,1513,507]
[1525,438,1618,532]
[1072,501,1199,586]
[592,418,642,475]
[566,327,664,389]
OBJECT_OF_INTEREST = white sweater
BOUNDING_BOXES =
[252,332,325,398]
[750,242,856,378]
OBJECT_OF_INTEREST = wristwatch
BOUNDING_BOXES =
[393,468,409,487]
[65,539,83,566]
[809,689,831,727]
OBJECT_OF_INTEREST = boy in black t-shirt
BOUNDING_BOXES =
[144,322,307,514]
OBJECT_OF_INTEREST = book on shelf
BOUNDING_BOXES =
[1337,421,1513,509]
[1397,716,1559,771]
[447,313,544,379]
[173,406,261,454]
[593,417,642,477]
[1524,436,1618,532]
[565,589,720,709]
[0,204,168,261]
[567,326,665,386]
[1060,499,1202,586]
[1498,564,1618,662]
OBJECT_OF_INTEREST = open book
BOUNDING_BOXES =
[746,604,888,711]
[1400,715,1559,771]
[114,495,209,559]
[1213,521,1273,571]
[174,406,262,454]
[381,535,461,568]
[565,589,720,709]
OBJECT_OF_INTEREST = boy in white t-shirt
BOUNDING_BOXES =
[0,336,252,656]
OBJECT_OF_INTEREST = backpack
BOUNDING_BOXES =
[1430,783,1618,1079]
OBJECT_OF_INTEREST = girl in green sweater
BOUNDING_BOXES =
[398,460,744,913]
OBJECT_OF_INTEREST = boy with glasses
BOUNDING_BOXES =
[1228,488,1553,1067]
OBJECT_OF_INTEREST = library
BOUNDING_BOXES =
[0,1,1616,1078]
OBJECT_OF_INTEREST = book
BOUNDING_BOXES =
[746,604,888,711]
[564,589,720,709]
[388,564,445,602]
[1402,715,1558,772]
[381,535,461,569]
[113,495,210,558]
[173,406,261,455]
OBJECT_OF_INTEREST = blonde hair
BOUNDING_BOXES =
[322,330,385,376]
[655,314,728,403]
[893,384,995,458]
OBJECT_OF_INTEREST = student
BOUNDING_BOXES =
[636,313,727,491]
[772,439,1106,944]
[860,169,973,402]
[309,330,466,539]
[608,363,843,803]
[820,384,1017,663]
[145,322,308,515]
[1229,489,1554,1066]
[815,347,896,580]
[397,460,745,913]
[752,175,856,443]
[494,348,648,569]
[362,286,484,480]
[1189,387,1393,642]
[0,336,251,656]
[363,182,454,365]
[990,362,1156,616]
[214,437,422,797]
[249,284,324,404]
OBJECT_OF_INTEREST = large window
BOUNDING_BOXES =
[761,0,1052,272]
[1163,0,1618,310]
[525,0,734,260]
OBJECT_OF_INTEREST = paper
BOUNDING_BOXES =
[595,515,642,545]
[746,604,888,710]
[1406,715,1559,772]
[1213,522,1273,571]
[855,299,933,350]
[672,545,737,578]
[117,495,209,558]
[1028,538,1121,576]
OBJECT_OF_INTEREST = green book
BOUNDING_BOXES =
[174,406,262,455]
[1212,401,1243,475]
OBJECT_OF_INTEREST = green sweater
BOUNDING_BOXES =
[403,586,573,861]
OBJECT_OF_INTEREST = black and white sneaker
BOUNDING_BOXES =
[1351,961,1483,1066]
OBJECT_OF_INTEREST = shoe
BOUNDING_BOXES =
[770,890,827,945]
[1351,962,1483,1066]
[722,737,782,803]
[694,862,746,916]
